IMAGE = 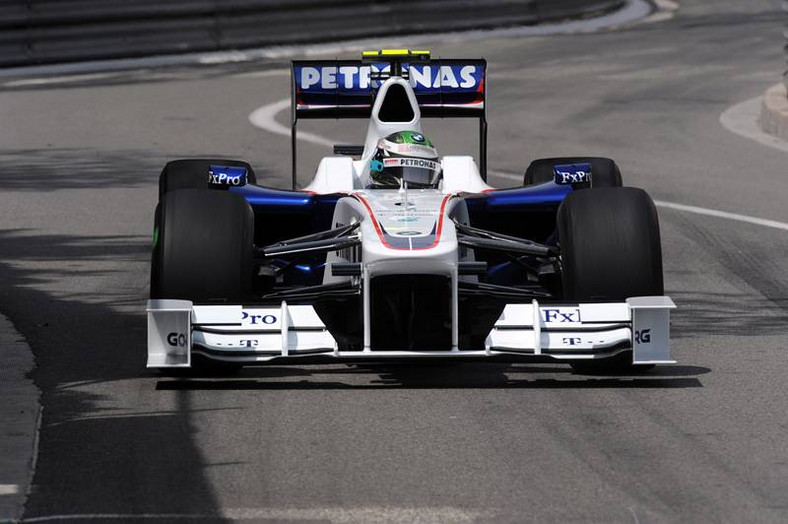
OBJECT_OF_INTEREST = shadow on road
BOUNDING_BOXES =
[156,362,707,391]
[0,148,279,192]
[0,148,158,191]
[0,228,231,521]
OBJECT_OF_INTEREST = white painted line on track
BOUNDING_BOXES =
[642,0,679,24]
[486,169,788,232]
[248,99,333,149]
[249,98,788,234]
[3,72,119,87]
[652,201,788,232]
[719,95,788,154]
[0,484,19,495]
[486,170,788,232]
[487,170,522,182]
[22,506,489,522]
[231,69,289,79]
[24,405,43,512]
[23,515,201,522]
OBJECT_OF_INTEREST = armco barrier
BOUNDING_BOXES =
[0,0,624,68]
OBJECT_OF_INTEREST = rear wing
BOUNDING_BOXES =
[289,50,488,188]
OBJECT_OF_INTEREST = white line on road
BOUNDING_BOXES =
[641,0,679,24]
[22,506,489,522]
[0,484,19,495]
[248,99,334,149]
[487,170,522,182]
[487,171,788,232]
[652,200,788,232]
[719,95,788,154]
[2,72,119,87]
[249,98,788,234]
[231,69,289,79]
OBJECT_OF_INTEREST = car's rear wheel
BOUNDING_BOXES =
[524,156,623,188]
[557,187,663,374]
[158,158,257,200]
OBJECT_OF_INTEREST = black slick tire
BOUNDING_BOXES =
[557,187,663,374]
[150,189,254,303]
[158,159,257,201]
[150,189,253,374]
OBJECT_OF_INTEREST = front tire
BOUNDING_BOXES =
[158,159,257,200]
[150,189,254,303]
[557,187,663,373]
[150,189,253,374]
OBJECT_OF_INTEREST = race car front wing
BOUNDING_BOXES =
[147,296,676,367]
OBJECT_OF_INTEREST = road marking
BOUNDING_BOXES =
[3,72,118,87]
[487,170,521,182]
[250,92,788,236]
[232,69,288,79]
[652,200,788,232]
[488,170,788,232]
[719,95,788,154]
[641,0,679,24]
[0,484,19,495]
[22,506,489,522]
[248,99,334,149]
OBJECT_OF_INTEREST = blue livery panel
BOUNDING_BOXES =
[553,163,592,185]
[208,165,248,187]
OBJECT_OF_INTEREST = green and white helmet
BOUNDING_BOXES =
[368,130,441,189]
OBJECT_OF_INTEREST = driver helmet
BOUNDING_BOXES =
[368,130,441,189]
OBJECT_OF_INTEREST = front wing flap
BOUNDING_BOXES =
[147,297,675,367]
[485,297,675,363]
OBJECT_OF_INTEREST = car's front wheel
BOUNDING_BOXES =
[150,189,255,374]
[151,188,254,302]
[557,187,663,374]
[158,158,257,200]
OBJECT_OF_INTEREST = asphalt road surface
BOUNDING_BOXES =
[2,0,787,522]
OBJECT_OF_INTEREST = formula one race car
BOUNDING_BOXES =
[147,49,675,374]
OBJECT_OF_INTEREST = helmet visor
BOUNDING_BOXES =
[380,157,442,188]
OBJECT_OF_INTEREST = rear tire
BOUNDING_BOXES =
[524,156,623,188]
[557,187,663,374]
[158,159,257,200]
[150,189,254,303]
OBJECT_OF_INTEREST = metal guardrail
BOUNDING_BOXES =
[0,0,624,68]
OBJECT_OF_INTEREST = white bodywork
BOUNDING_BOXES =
[147,297,676,366]
[147,76,676,368]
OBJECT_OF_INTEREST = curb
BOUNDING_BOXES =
[760,83,788,142]
[0,313,39,523]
